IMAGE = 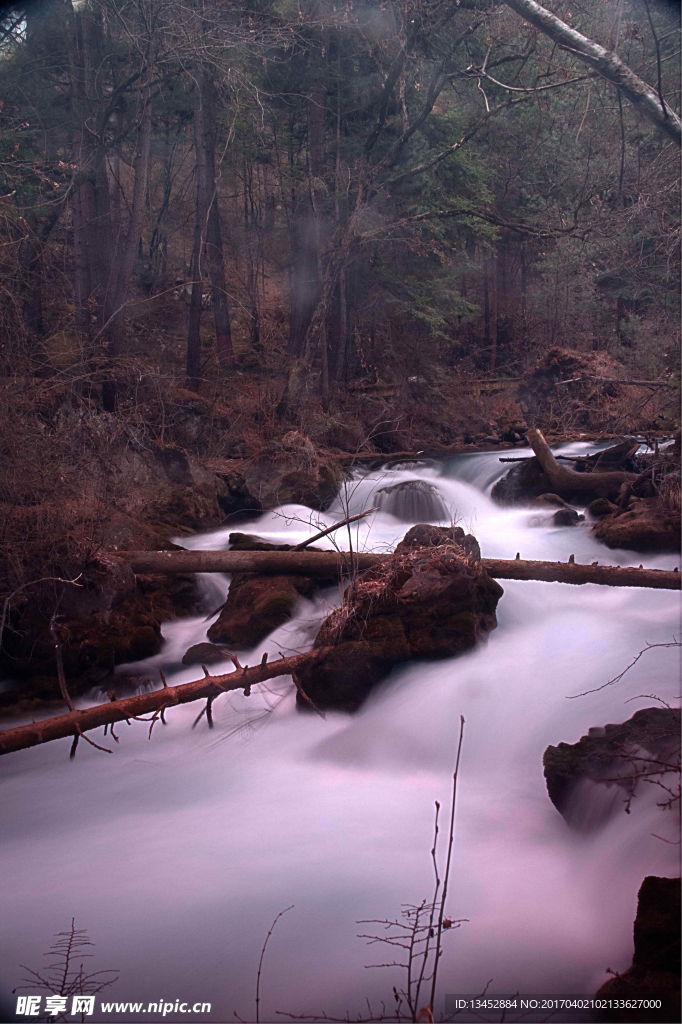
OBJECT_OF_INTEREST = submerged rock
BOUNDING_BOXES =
[294,527,502,713]
[594,876,681,1023]
[375,480,450,522]
[543,707,681,830]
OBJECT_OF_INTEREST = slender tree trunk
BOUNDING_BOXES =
[200,71,233,366]
[489,257,498,373]
[186,74,210,389]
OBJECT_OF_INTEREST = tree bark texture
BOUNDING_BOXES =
[526,427,637,495]
[0,648,336,757]
[503,0,681,146]
[202,71,233,366]
[115,549,681,590]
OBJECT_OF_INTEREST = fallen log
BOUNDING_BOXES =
[526,427,637,498]
[115,550,681,590]
[0,647,336,757]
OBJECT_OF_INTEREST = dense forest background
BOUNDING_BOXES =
[0,0,679,662]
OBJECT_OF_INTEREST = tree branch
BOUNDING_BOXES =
[502,0,681,145]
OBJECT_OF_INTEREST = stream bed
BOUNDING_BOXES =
[1,445,679,1023]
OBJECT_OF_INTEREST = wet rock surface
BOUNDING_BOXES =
[207,574,317,649]
[182,642,235,666]
[593,876,681,1023]
[593,500,681,553]
[543,708,681,830]
[294,525,503,713]
[375,480,450,521]
[587,497,620,519]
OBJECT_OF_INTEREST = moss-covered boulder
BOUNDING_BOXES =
[294,525,502,712]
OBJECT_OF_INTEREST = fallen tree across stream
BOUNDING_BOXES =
[118,550,681,590]
[525,427,638,498]
[0,647,336,756]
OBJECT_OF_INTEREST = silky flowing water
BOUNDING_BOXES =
[1,446,679,1023]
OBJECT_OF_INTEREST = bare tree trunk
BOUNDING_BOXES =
[186,75,210,390]
[19,208,61,337]
[201,70,233,366]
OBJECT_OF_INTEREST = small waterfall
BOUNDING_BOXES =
[375,479,450,522]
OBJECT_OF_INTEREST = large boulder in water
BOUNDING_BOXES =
[375,480,450,521]
[594,876,681,1023]
[543,707,680,831]
[491,457,556,506]
[294,526,502,712]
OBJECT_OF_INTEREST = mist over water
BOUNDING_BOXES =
[1,447,679,1023]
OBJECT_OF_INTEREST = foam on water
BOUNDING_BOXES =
[0,447,679,1022]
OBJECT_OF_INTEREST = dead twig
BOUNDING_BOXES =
[294,507,379,551]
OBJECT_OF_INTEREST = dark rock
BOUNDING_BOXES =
[207,573,316,649]
[588,497,620,519]
[593,876,681,1023]
[294,530,503,712]
[182,642,234,666]
[491,457,555,506]
[552,507,584,527]
[593,500,681,553]
[0,554,201,707]
[395,524,465,550]
[229,532,296,551]
[243,431,344,510]
[375,480,450,522]
[482,435,501,445]
[531,493,571,509]
[543,708,680,830]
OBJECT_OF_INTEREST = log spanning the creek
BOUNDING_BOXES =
[0,648,336,756]
[118,550,681,591]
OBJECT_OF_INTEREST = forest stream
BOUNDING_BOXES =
[1,445,679,1023]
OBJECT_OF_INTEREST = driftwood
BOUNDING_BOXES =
[526,427,637,498]
[116,550,681,590]
[0,647,336,757]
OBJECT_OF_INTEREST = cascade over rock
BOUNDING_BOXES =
[543,708,681,830]
[375,480,450,521]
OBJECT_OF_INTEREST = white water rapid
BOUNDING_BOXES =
[1,445,679,1023]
